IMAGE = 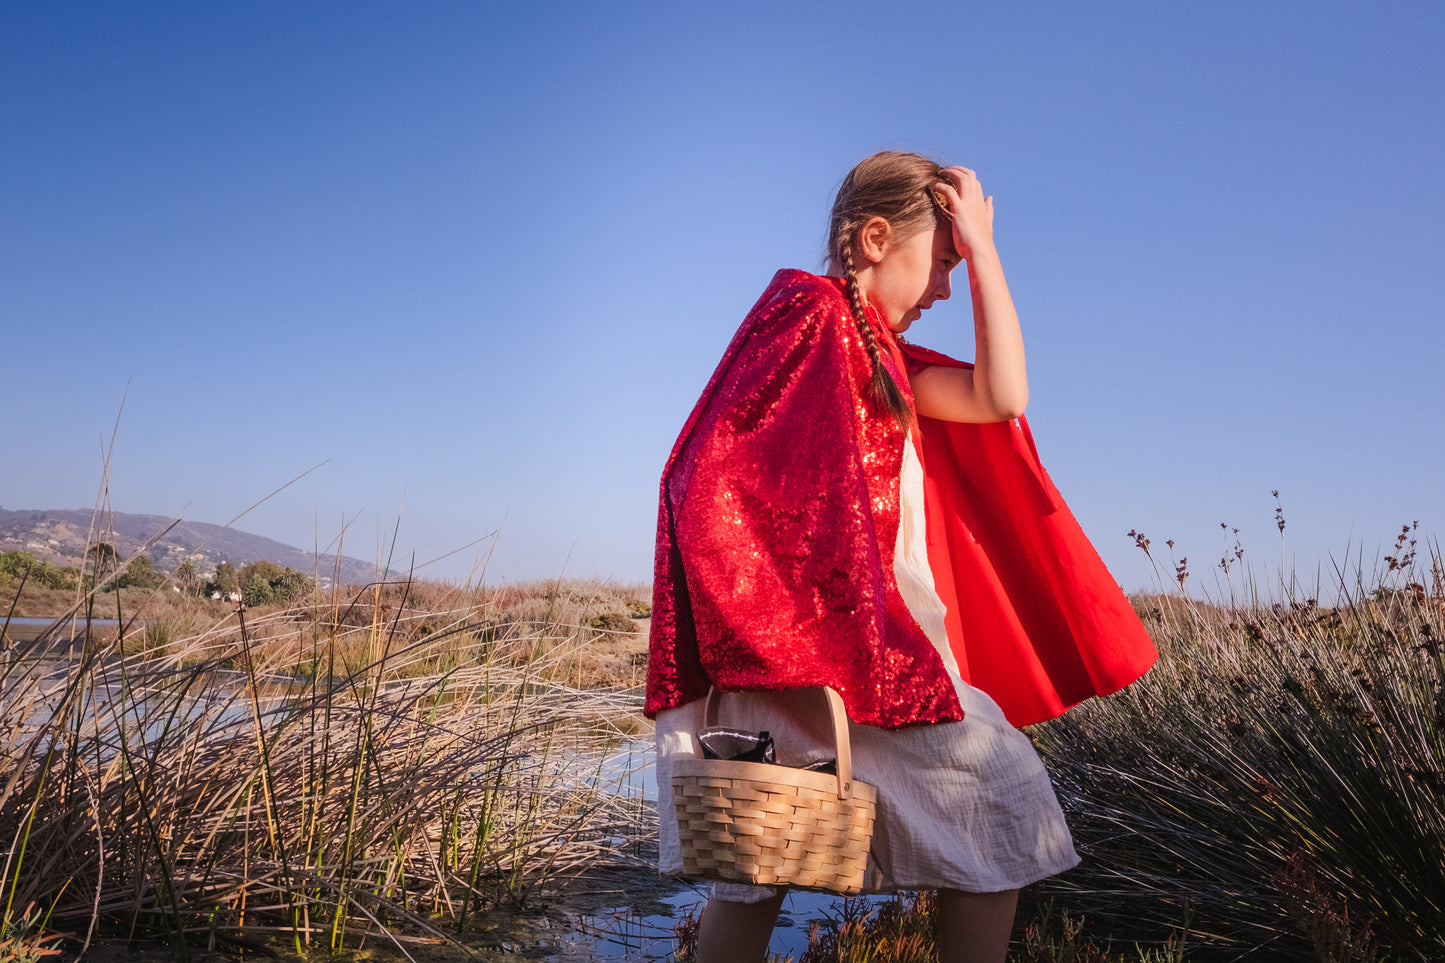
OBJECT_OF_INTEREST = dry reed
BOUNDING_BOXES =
[0,576,654,958]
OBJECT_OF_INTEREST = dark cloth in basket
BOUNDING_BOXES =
[698,726,835,773]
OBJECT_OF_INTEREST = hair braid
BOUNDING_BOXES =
[836,225,915,431]
[827,151,949,430]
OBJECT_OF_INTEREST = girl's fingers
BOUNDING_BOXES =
[937,169,996,256]
[933,180,962,205]
[942,166,978,186]
[936,173,987,214]
[938,169,995,240]
[939,168,984,203]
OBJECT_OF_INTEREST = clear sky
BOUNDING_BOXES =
[3,2,1441,597]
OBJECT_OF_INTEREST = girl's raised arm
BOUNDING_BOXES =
[909,166,1029,423]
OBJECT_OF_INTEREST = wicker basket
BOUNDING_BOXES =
[672,687,878,895]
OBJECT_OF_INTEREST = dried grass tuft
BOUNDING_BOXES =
[0,577,651,956]
[1029,540,1445,960]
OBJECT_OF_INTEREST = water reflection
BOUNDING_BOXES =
[558,866,880,961]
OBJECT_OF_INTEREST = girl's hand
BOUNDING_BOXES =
[910,164,1026,423]
[932,166,996,263]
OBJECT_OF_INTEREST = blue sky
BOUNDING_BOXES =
[3,2,1441,596]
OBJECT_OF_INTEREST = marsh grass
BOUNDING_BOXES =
[0,901,66,963]
[663,530,1442,961]
[1024,540,1444,960]
[0,574,654,958]
[671,894,1190,963]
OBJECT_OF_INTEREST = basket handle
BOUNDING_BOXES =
[702,686,858,800]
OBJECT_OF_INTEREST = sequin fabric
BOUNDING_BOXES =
[646,270,963,729]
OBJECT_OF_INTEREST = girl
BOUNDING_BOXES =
[646,151,1156,963]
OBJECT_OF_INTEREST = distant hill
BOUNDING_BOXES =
[0,508,378,587]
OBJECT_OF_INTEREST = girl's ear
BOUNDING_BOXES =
[857,216,892,264]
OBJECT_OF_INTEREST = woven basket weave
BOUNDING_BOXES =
[672,687,878,895]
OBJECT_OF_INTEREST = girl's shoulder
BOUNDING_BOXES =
[747,269,850,328]
[759,268,846,305]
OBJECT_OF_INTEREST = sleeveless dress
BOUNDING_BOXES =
[653,435,1080,901]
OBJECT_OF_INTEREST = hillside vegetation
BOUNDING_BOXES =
[0,507,376,586]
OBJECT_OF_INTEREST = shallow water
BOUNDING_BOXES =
[1,613,138,649]
[546,740,884,954]
[506,742,883,961]
[421,743,884,961]
[444,865,878,961]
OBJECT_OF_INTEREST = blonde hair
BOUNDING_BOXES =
[828,150,948,428]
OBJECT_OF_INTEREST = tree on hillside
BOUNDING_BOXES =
[238,560,313,607]
[174,560,200,595]
[239,560,282,605]
[0,550,67,589]
[1,550,36,588]
[87,542,118,579]
[83,542,122,591]
[275,568,314,602]
[117,555,163,590]
[212,562,239,597]
[239,560,283,587]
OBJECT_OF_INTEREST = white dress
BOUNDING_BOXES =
[653,438,1080,900]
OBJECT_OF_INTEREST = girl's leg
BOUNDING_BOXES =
[695,889,788,963]
[935,888,1019,963]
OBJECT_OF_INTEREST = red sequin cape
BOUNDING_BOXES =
[645,269,1156,729]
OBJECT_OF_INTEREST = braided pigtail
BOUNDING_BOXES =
[826,151,950,431]
[836,227,914,431]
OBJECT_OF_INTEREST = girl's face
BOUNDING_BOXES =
[863,224,961,333]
